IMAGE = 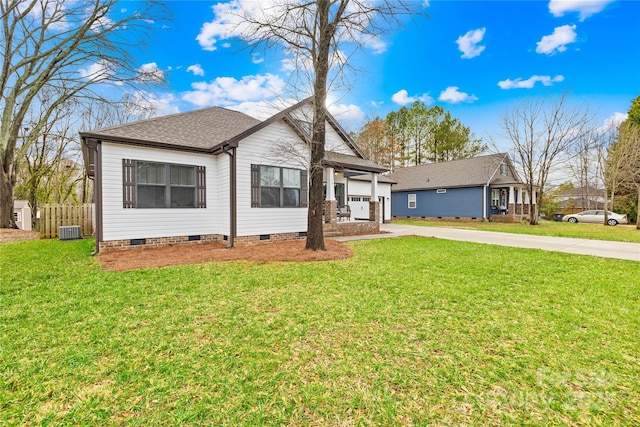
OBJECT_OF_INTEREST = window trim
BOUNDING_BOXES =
[251,164,308,208]
[408,193,417,209]
[123,159,205,209]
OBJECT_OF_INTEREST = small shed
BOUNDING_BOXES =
[13,200,32,231]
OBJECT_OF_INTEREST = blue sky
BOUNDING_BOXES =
[117,0,640,149]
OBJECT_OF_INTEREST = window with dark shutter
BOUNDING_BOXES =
[251,164,306,208]
[122,159,135,208]
[123,159,203,208]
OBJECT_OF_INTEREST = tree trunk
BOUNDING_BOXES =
[305,0,331,251]
[528,185,538,225]
[0,167,16,228]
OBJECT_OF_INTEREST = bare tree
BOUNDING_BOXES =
[501,93,593,224]
[608,122,640,228]
[233,0,418,250]
[0,0,167,228]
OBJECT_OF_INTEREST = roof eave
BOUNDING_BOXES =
[78,132,212,154]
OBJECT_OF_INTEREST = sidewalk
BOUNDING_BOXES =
[334,223,640,262]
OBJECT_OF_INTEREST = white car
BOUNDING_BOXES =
[563,210,628,226]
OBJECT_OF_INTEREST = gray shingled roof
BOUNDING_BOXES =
[388,153,522,191]
[348,173,396,184]
[80,100,388,174]
[80,107,260,150]
[323,151,388,173]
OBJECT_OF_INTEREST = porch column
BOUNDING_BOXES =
[324,167,337,224]
[326,167,335,201]
[508,186,515,215]
[369,173,380,223]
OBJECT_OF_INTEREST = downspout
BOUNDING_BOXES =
[224,147,236,248]
[92,139,103,255]
[484,153,509,220]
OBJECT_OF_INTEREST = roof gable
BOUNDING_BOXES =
[389,153,523,191]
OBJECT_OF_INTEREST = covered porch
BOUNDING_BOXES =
[489,185,536,222]
[321,152,387,236]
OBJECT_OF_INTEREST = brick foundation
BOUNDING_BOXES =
[233,231,307,245]
[99,233,223,252]
[98,222,382,253]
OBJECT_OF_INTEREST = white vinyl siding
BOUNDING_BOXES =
[235,121,309,237]
[325,124,354,155]
[101,142,219,241]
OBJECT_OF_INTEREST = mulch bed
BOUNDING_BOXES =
[1,228,356,271]
[97,239,353,271]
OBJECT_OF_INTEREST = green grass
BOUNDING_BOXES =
[1,237,639,426]
[394,218,640,243]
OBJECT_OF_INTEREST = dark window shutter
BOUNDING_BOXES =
[122,159,135,208]
[300,170,308,208]
[196,166,206,208]
[251,164,260,207]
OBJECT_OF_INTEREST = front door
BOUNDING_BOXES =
[335,183,345,206]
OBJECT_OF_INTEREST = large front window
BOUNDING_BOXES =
[255,165,304,208]
[137,161,196,208]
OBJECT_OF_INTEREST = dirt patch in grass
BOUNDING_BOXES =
[0,228,40,244]
[98,239,353,271]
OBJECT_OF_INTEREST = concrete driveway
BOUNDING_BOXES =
[335,223,640,262]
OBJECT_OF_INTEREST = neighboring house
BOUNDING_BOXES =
[388,153,535,222]
[13,200,32,231]
[80,98,388,252]
[553,187,605,213]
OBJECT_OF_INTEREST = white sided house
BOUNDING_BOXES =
[81,98,388,252]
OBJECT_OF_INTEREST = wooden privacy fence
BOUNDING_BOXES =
[40,204,95,239]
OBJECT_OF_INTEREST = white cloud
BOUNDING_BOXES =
[90,16,114,33]
[196,0,391,54]
[598,112,627,133]
[327,102,366,130]
[438,86,478,103]
[456,28,486,59]
[536,24,577,55]
[136,62,165,83]
[498,74,565,89]
[549,0,614,20]
[187,64,205,76]
[127,91,180,118]
[391,89,434,106]
[251,53,264,64]
[182,73,286,107]
[78,60,121,84]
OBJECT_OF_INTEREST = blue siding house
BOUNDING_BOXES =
[388,153,535,222]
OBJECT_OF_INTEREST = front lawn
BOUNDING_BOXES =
[393,218,640,243]
[1,238,639,425]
